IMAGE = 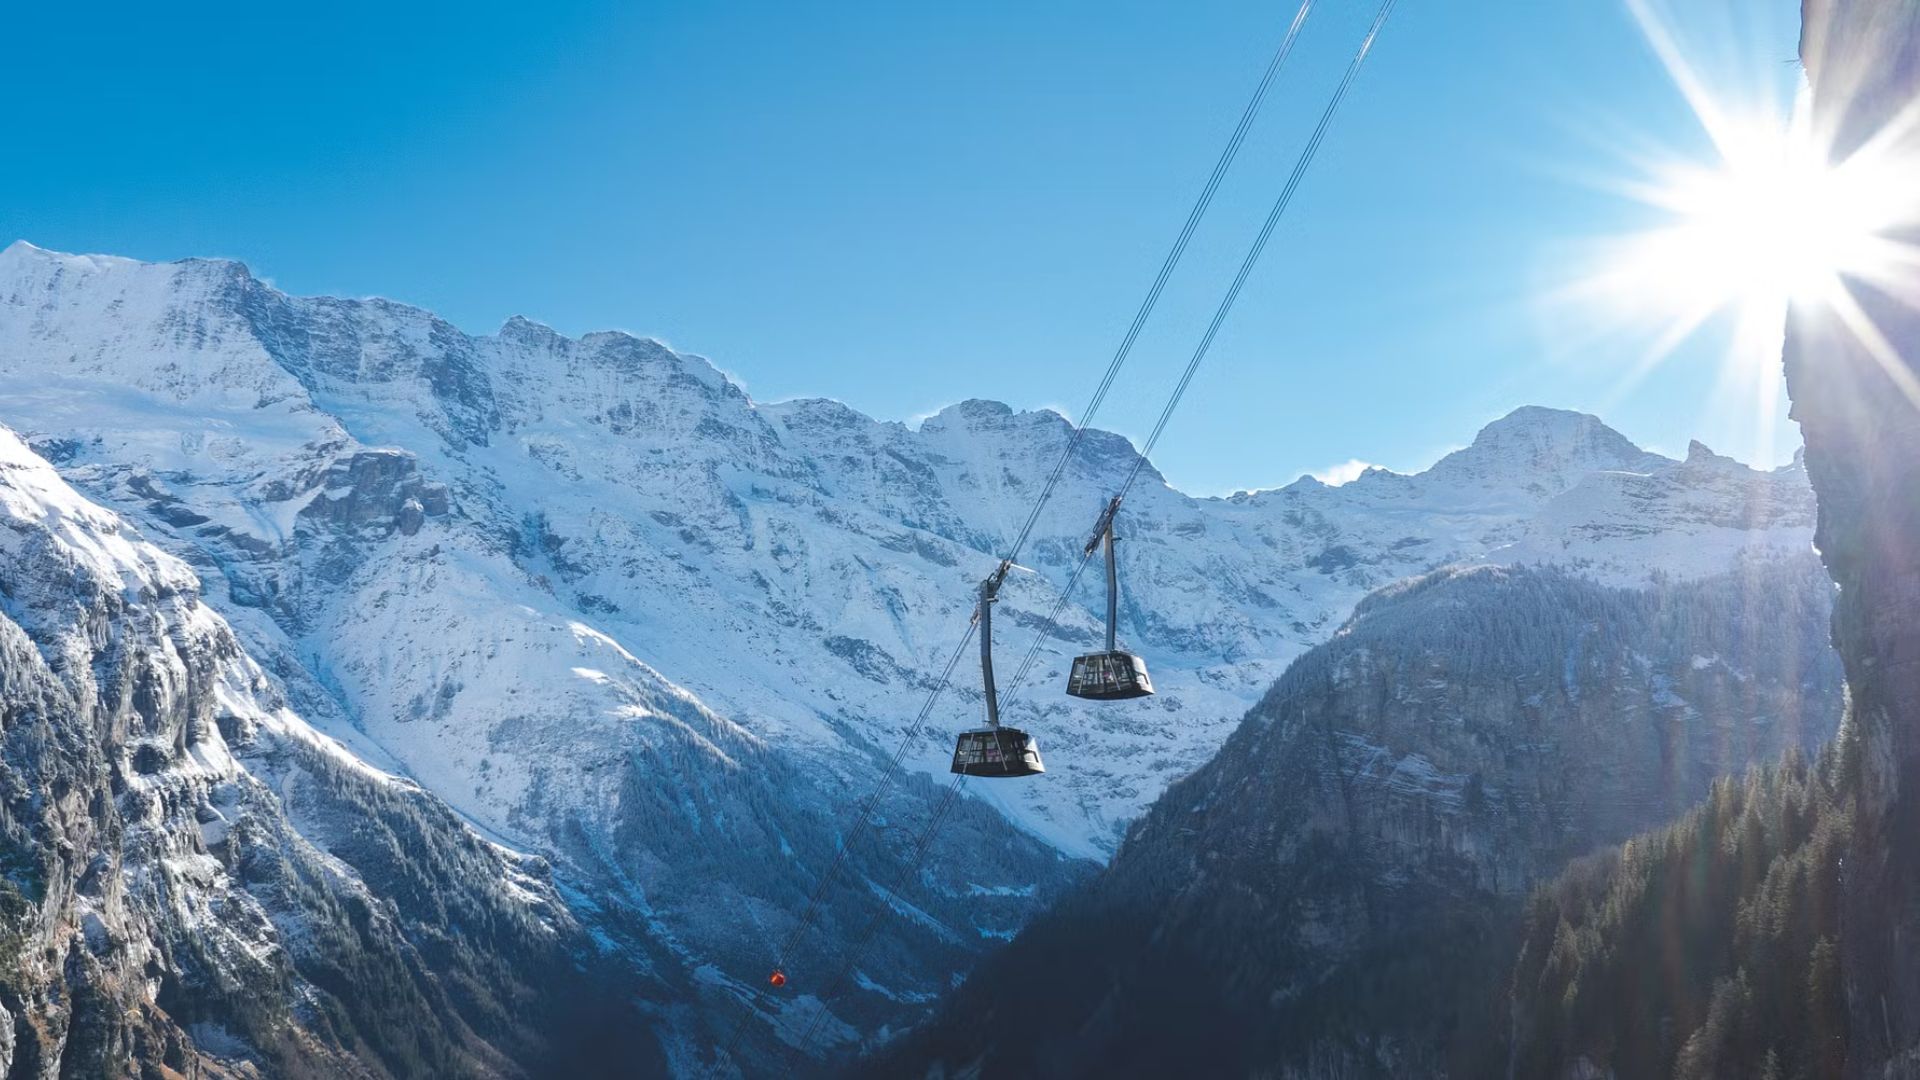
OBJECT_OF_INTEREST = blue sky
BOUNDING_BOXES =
[2,1,1805,495]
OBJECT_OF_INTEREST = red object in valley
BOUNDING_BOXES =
[768,970,787,988]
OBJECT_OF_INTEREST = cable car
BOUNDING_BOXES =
[1067,497,1154,700]
[951,566,1046,778]
[1068,651,1153,699]
[950,727,1044,777]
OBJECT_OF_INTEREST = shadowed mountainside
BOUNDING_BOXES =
[862,558,1841,1077]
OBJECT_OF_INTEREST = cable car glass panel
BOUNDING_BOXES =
[950,727,1045,777]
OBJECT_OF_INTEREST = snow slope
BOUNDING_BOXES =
[0,241,1819,1062]
[0,241,1816,857]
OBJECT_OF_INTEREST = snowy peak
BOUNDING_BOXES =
[496,312,567,352]
[1428,406,1664,496]
[1468,405,1639,455]
[762,395,883,433]
[914,399,1155,487]
[1686,438,1726,465]
[575,328,734,394]
[0,239,249,300]
[1495,429,1816,578]
[917,397,1019,429]
[1,237,138,277]
[1676,439,1803,484]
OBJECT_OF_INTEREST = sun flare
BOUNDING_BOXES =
[1558,0,1920,457]
[1630,114,1891,311]
[1602,92,1914,360]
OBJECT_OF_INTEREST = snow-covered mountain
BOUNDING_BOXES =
[0,422,672,1076]
[0,241,1819,1065]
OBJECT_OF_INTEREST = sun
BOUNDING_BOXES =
[1557,0,1920,438]
[1634,113,1882,312]
[1596,101,1903,387]
[1605,89,1912,355]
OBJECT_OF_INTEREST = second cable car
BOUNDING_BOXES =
[1066,497,1154,700]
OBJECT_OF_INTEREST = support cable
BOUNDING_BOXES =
[1118,0,1398,502]
[729,0,1320,1010]
[718,2,1394,1071]
[998,0,1318,569]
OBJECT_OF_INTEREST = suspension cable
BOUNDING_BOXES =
[792,772,972,1058]
[1120,0,1398,500]
[711,621,975,1073]
[771,621,975,971]
[724,0,1320,1017]
[998,0,1318,568]
[989,0,1401,793]
[719,2,1394,1070]
[998,0,1396,706]
[782,574,1124,1063]
[1006,545,1100,695]
[786,4,1403,1045]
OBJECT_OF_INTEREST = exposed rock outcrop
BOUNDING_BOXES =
[1792,1,1920,1073]
[0,425,664,1076]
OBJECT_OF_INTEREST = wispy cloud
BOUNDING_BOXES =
[1312,458,1376,486]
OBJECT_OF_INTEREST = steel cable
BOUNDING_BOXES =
[1120,0,1398,501]
[717,2,1389,1072]
[783,3,1400,1062]
[999,0,1318,569]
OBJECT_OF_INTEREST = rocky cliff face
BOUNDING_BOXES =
[0,425,668,1077]
[865,558,1842,1077]
[1791,1,1920,1074]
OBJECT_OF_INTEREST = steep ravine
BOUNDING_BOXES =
[864,558,1842,1077]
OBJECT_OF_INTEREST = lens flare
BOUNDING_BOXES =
[1628,111,1896,311]
[1557,0,1920,448]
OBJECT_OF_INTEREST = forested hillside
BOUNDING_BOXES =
[866,558,1842,1077]
[1508,738,1852,1079]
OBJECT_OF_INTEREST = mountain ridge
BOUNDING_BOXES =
[0,238,1799,488]
[0,241,1824,1063]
